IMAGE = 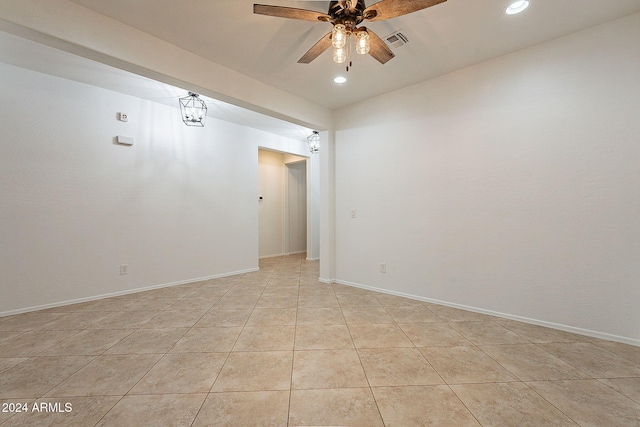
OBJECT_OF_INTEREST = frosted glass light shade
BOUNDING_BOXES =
[333,46,346,63]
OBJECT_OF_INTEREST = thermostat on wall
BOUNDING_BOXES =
[116,135,134,146]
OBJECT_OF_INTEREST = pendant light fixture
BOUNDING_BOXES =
[308,131,320,154]
[179,92,207,127]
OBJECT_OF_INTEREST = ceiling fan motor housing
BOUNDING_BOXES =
[328,0,368,32]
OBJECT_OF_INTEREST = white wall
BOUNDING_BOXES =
[333,13,640,344]
[319,130,336,279]
[0,62,307,315]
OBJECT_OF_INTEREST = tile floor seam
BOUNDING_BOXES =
[445,383,488,427]
[288,256,302,427]
[530,342,596,380]
[595,378,640,405]
[343,315,386,426]
[26,329,87,358]
[525,374,640,421]
[288,258,300,427]
[524,380,585,426]
[187,389,210,427]
[475,343,530,383]
[589,341,640,363]
[88,394,125,427]
[415,348,448,386]
[116,354,171,398]
[0,355,100,401]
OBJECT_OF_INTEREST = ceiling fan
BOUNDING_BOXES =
[253,0,447,66]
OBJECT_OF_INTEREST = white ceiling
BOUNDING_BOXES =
[65,0,640,110]
[2,1,640,139]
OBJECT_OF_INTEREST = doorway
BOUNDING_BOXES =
[258,149,307,258]
[285,160,307,255]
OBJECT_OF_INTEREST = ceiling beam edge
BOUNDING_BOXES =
[0,0,333,131]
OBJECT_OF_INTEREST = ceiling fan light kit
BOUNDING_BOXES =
[332,24,347,48]
[333,46,347,63]
[253,0,447,70]
[355,30,371,55]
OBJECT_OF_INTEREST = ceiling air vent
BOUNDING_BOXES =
[385,31,409,49]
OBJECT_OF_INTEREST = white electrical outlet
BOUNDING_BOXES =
[380,263,386,273]
[120,264,128,275]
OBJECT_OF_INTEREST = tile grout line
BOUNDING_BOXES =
[187,274,249,427]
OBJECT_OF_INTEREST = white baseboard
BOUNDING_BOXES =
[306,257,320,261]
[318,277,335,284]
[287,250,306,255]
[0,267,259,318]
[333,279,640,348]
[259,253,286,259]
[260,252,308,260]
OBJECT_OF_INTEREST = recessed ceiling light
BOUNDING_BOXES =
[333,76,347,84]
[506,0,529,15]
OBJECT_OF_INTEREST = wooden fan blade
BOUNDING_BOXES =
[298,32,332,64]
[363,0,446,22]
[254,4,331,22]
[362,27,395,64]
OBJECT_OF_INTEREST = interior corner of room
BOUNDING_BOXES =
[1,1,639,347]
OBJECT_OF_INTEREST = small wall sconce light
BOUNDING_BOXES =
[308,131,320,153]
[179,92,207,127]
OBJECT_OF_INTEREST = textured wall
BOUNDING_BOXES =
[0,62,307,314]
[333,14,640,343]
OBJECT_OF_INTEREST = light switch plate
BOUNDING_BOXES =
[116,135,134,145]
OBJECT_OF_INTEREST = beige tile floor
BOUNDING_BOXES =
[0,254,639,426]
